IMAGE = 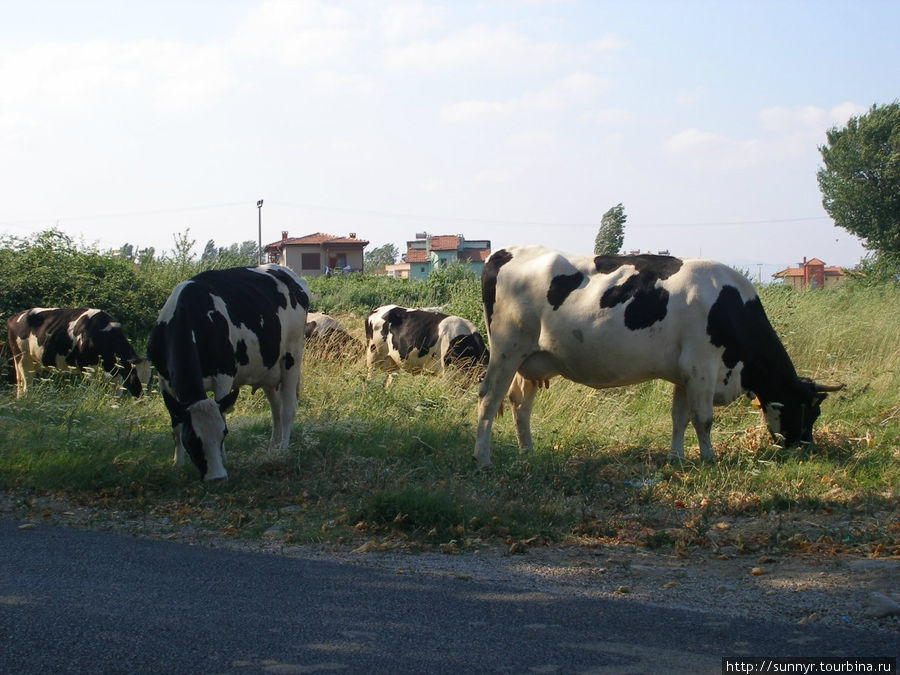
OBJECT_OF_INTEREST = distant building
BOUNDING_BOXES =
[265,231,369,278]
[403,234,491,281]
[384,262,410,279]
[772,257,846,289]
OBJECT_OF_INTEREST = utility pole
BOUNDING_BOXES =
[257,199,264,265]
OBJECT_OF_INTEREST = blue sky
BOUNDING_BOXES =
[2,0,898,280]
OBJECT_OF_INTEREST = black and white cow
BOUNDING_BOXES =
[365,304,489,377]
[147,265,310,481]
[305,312,363,359]
[474,246,841,468]
[6,307,150,398]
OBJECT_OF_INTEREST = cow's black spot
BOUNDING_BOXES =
[706,284,799,400]
[596,255,683,330]
[706,285,751,372]
[235,340,249,365]
[594,254,683,280]
[188,268,283,370]
[482,249,513,330]
[384,308,444,360]
[547,272,584,310]
[266,267,310,311]
[284,352,295,371]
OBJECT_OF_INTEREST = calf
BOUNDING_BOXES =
[6,307,149,398]
[147,265,309,481]
[365,305,488,377]
[474,246,841,468]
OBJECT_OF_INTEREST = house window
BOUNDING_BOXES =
[301,253,320,270]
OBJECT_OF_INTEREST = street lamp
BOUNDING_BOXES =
[257,199,264,264]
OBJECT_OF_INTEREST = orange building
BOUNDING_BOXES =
[772,257,846,289]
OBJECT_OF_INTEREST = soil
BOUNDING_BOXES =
[3,491,897,636]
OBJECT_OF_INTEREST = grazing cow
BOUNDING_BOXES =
[147,265,309,481]
[305,312,363,359]
[365,305,489,378]
[6,307,150,398]
[474,246,842,468]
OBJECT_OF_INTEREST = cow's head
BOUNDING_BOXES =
[760,378,843,447]
[121,358,152,397]
[182,391,240,481]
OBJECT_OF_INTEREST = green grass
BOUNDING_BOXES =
[1,282,898,558]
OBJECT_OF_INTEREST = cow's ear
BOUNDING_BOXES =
[216,389,239,413]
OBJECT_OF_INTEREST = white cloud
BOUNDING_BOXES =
[312,69,377,94]
[674,87,704,106]
[0,39,232,131]
[234,0,364,67]
[664,128,763,169]
[381,1,444,41]
[474,164,522,184]
[664,101,869,170]
[441,72,607,124]
[506,130,555,150]
[587,33,628,53]
[583,108,633,125]
[383,24,561,72]
[759,102,866,133]
[441,100,508,124]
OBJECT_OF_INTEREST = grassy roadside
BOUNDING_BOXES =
[1,286,898,560]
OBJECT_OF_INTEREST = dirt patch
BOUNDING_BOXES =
[3,490,897,635]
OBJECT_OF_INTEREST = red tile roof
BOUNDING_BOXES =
[265,232,368,250]
[429,235,460,251]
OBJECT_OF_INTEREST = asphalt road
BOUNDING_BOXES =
[1,520,895,674]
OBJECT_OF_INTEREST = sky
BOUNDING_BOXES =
[2,1,898,281]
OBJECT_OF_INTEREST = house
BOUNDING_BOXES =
[772,257,846,289]
[384,262,410,279]
[403,234,491,281]
[265,231,369,278]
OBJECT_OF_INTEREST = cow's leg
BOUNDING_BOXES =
[508,374,539,453]
[268,350,302,449]
[171,424,185,465]
[474,357,521,469]
[265,385,285,448]
[682,377,716,461]
[669,383,693,460]
[12,350,34,398]
[160,390,186,465]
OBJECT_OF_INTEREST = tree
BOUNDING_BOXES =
[817,102,900,258]
[595,203,626,255]
[200,239,217,263]
[365,243,399,272]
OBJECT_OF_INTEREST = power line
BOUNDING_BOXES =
[270,200,831,230]
[0,201,250,227]
[1,198,831,231]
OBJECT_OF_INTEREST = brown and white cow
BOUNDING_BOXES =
[474,246,841,468]
[365,305,488,378]
[305,312,363,360]
[147,265,309,481]
[6,307,150,398]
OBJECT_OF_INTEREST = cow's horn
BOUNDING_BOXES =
[815,382,845,393]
